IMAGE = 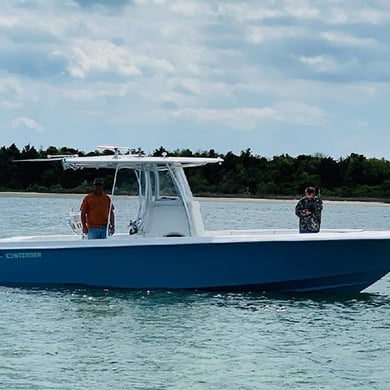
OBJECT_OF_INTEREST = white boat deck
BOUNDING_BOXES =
[2,228,390,250]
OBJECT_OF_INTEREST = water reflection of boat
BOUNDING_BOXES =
[0,148,389,293]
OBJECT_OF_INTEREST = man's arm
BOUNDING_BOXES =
[80,210,88,234]
[108,207,115,235]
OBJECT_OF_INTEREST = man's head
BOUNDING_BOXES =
[93,177,104,186]
[93,177,104,193]
[305,187,315,197]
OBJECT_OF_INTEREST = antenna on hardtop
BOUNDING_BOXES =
[13,154,79,163]
[96,145,131,158]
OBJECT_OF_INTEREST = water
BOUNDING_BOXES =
[0,194,390,389]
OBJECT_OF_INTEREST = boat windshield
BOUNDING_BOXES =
[156,170,178,198]
[139,169,180,201]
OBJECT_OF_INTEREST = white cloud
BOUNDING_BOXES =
[246,26,305,44]
[169,1,210,17]
[173,107,276,129]
[298,55,359,74]
[326,6,390,25]
[62,82,129,100]
[321,31,379,48]
[272,101,325,126]
[0,15,18,27]
[65,39,175,79]
[11,117,44,133]
[0,77,39,109]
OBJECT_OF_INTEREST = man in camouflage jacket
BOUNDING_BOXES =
[295,187,323,233]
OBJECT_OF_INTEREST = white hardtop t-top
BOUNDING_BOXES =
[60,145,223,170]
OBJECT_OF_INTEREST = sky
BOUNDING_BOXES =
[1,0,390,159]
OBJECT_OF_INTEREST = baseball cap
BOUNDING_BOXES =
[93,177,104,185]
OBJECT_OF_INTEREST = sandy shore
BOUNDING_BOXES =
[196,196,389,206]
[0,191,83,198]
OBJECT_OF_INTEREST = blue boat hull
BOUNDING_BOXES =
[0,238,389,293]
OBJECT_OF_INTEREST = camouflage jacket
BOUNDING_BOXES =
[295,196,323,232]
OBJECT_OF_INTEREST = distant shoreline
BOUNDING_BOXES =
[1,191,389,205]
[0,191,83,198]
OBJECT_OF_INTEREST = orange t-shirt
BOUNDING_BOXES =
[80,193,113,228]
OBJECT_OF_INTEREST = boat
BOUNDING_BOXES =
[0,147,389,294]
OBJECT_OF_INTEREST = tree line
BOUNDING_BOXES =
[1,143,390,201]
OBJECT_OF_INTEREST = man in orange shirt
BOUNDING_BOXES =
[80,177,115,239]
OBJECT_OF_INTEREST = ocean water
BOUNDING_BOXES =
[0,195,389,389]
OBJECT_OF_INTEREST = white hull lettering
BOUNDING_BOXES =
[4,252,42,259]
